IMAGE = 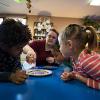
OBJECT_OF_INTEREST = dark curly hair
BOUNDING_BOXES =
[0,19,32,48]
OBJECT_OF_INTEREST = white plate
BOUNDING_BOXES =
[26,69,52,76]
[44,66,57,69]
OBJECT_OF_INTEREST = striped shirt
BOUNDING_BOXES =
[72,49,100,89]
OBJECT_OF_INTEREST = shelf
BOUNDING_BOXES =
[33,17,53,40]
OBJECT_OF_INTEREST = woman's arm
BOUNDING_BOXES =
[23,44,35,54]
[54,52,64,64]
[23,44,36,58]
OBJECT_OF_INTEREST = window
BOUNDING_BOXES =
[0,18,3,24]
[7,17,27,25]
[89,0,100,6]
[12,18,26,25]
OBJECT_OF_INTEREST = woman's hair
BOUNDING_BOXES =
[0,19,32,48]
[49,29,59,37]
[60,24,97,50]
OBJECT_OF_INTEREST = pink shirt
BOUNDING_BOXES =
[72,49,100,89]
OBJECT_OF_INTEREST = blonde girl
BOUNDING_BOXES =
[59,24,100,90]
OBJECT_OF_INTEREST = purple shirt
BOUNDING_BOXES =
[30,40,57,66]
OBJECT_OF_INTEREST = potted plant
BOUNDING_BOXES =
[82,15,100,30]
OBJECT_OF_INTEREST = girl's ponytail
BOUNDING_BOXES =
[85,26,97,50]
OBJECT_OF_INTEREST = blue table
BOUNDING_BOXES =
[0,66,100,100]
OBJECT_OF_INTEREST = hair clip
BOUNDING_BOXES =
[86,30,91,34]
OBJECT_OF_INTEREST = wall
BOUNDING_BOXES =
[0,14,81,38]
[52,16,81,32]
[27,15,82,37]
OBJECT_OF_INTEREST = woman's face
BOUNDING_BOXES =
[46,31,58,46]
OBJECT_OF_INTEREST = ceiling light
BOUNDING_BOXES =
[15,0,32,13]
[89,0,100,6]
[14,0,26,3]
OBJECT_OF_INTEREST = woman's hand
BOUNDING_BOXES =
[9,70,28,84]
[46,57,55,64]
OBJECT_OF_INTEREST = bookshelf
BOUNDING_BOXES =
[33,17,53,40]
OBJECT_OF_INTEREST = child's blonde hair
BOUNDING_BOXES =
[60,24,97,51]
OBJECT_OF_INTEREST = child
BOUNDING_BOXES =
[59,24,100,90]
[22,53,36,70]
[0,19,32,84]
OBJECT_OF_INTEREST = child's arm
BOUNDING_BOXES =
[61,71,100,90]
[9,70,28,84]
[0,63,12,81]
[74,73,100,90]
[0,66,25,83]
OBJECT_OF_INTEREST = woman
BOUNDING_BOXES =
[29,29,64,66]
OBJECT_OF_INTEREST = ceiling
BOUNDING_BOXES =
[0,0,100,18]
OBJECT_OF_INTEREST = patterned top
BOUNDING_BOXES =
[72,49,100,89]
[0,48,21,82]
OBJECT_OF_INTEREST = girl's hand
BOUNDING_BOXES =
[9,70,28,84]
[61,71,75,81]
[61,72,71,81]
